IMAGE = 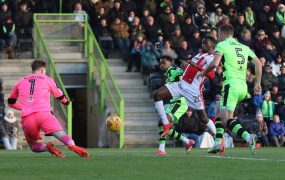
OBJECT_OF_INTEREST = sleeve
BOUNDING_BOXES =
[281,124,285,136]
[269,124,277,136]
[214,42,224,55]
[206,70,215,79]
[206,55,214,65]
[248,48,257,62]
[263,122,268,135]
[8,82,21,110]
[48,78,68,104]
[203,55,215,79]
[173,68,184,76]
[275,12,283,26]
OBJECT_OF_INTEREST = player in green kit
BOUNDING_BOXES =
[155,55,193,155]
[197,24,262,155]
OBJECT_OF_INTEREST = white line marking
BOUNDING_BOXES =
[94,151,285,162]
[202,155,285,162]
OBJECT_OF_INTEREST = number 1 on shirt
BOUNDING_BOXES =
[29,79,35,95]
[28,79,35,102]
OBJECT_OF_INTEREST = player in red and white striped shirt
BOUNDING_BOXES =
[154,36,217,138]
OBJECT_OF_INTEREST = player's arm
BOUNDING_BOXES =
[49,78,70,105]
[188,60,202,70]
[181,61,189,71]
[249,50,262,93]
[7,83,21,110]
[251,57,262,84]
[199,54,221,77]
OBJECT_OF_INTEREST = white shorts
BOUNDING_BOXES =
[165,81,204,110]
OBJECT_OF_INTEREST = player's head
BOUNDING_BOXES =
[159,55,173,71]
[201,36,216,53]
[218,24,234,41]
[31,60,47,74]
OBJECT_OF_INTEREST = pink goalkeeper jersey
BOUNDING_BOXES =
[9,73,65,117]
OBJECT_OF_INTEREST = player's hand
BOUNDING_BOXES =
[254,84,262,95]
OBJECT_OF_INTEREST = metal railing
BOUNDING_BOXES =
[33,15,73,136]
[86,24,125,149]
[33,14,125,148]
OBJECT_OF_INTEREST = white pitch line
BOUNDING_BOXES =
[94,152,285,162]
[201,155,285,162]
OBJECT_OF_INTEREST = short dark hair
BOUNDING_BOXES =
[203,35,217,45]
[160,55,173,63]
[31,60,47,71]
[219,24,234,36]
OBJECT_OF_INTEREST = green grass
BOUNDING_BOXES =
[0,147,285,180]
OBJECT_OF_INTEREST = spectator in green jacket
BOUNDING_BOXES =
[262,91,275,127]
[275,4,285,28]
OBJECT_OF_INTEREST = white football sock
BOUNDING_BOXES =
[154,100,169,125]
[206,119,216,135]
[182,137,190,144]
[215,141,221,146]
[159,143,165,151]
[245,134,251,143]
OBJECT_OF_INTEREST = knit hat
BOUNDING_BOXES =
[263,90,271,98]
[136,33,145,39]
[4,110,17,123]
[197,4,205,9]
[157,29,164,36]
[278,4,285,10]
[256,110,263,117]
[175,25,181,31]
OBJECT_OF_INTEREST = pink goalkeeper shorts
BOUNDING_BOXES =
[21,112,63,142]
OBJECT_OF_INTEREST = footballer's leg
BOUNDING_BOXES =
[156,99,195,155]
[156,120,167,155]
[167,129,195,154]
[196,110,216,135]
[156,120,195,154]
[40,112,89,157]
[51,131,89,158]
[166,99,195,153]
[209,84,256,155]
[223,84,256,155]
[21,113,65,157]
[207,116,225,154]
[28,141,65,158]
[154,85,173,136]
[222,110,256,155]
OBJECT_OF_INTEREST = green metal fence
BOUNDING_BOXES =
[33,14,125,148]
[33,15,73,136]
[86,24,125,149]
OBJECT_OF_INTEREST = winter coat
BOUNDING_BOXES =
[141,42,160,68]
[110,22,129,38]
[14,10,33,28]
[261,71,278,92]
[262,100,275,121]
[269,122,285,136]
[278,74,285,91]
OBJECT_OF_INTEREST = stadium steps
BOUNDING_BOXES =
[0,59,62,148]
[34,47,163,148]
[103,58,169,148]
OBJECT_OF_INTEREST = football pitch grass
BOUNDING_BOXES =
[1,147,285,180]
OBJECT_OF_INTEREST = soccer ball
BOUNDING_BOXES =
[106,115,121,131]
